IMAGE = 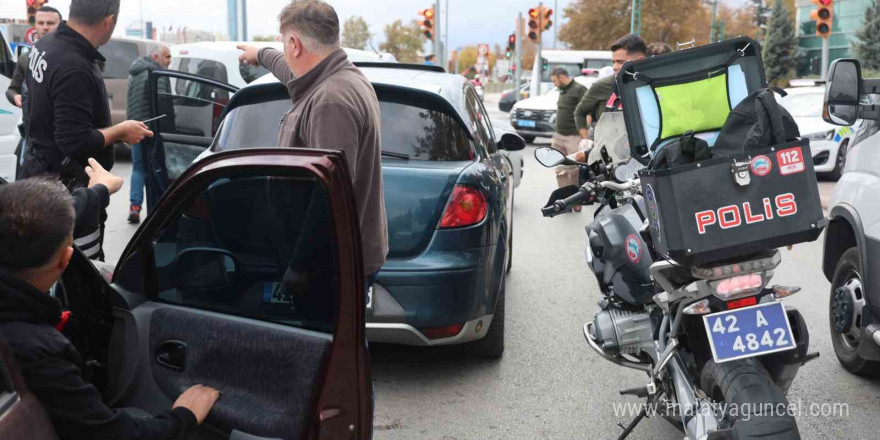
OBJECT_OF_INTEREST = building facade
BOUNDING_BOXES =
[795,0,871,76]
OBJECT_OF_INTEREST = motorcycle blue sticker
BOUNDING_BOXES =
[645,184,661,243]
[625,234,641,264]
[750,155,772,176]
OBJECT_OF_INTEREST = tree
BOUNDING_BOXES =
[341,16,371,50]
[762,0,797,86]
[560,0,712,50]
[380,20,425,64]
[854,0,880,71]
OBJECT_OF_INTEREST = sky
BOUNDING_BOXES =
[0,0,579,50]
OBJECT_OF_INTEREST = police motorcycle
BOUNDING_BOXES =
[536,38,826,440]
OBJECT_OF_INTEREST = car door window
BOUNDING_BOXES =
[175,58,230,94]
[465,90,495,153]
[97,41,139,79]
[474,93,498,152]
[150,171,338,333]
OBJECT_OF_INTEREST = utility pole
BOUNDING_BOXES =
[630,0,641,35]
[434,0,441,65]
[536,2,543,96]
[444,0,449,69]
[554,0,558,49]
[710,0,718,42]
[515,14,523,102]
[821,38,830,79]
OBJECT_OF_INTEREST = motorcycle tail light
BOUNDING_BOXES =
[438,185,488,229]
[692,251,781,280]
[711,273,766,300]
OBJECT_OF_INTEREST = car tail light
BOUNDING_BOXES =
[726,296,758,310]
[711,273,766,300]
[439,185,487,229]
[420,323,465,340]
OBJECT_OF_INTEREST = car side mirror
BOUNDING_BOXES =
[174,248,238,290]
[498,133,526,151]
[824,59,862,126]
[535,146,567,167]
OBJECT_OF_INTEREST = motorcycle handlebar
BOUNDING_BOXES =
[542,185,592,217]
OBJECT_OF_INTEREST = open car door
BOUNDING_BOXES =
[57,149,371,439]
[144,70,239,211]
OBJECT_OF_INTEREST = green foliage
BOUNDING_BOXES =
[379,20,425,64]
[854,0,880,71]
[762,0,797,86]
[341,16,371,51]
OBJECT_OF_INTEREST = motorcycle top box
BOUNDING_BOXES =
[615,37,825,265]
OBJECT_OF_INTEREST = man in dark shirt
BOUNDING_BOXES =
[550,68,587,192]
[20,0,153,187]
[574,34,647,140]
[0,177,221,440]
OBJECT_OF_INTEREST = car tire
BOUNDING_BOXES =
[464,279,505,359]
[521,135,536,144]
[828,140,848,181]
[829,248,880,376]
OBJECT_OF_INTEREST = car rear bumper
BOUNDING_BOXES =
[367,245,501,346]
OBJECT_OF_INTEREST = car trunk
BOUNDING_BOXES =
[382,159,471,259]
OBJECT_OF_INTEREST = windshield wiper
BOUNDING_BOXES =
[382,151,410,160]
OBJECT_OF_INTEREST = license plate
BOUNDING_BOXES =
[517,120,536,128]
[366,285,373,310]
[703,301,796,363]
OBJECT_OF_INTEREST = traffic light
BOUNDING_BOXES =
[506,33,515,58]
[543,8,553,31]
[541,58,549,72]
[528,8,540,42]
[527,6,553,42]
[419,7,435,40]
[810,0,833,38]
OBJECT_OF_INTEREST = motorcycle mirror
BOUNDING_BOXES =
[534,147,567,168]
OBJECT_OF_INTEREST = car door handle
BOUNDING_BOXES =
[156,340,187,371]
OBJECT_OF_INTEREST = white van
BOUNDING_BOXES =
[530,49,612,98]
[821,59,880,376]
[0,30,21,182]
[171,42,393,89]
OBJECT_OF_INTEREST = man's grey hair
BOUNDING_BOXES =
[150,43,168,57]
[550,67,570,78]
[70,0,120,25]
[278,0,341,54]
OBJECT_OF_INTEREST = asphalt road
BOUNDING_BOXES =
[101,95,877,440]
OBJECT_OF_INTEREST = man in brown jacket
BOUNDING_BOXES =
[238,0,388,285]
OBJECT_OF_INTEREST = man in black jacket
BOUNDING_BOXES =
[20,0,153,185]
[0,178,220,440]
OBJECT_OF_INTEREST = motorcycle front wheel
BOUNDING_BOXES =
[699,358,800,440]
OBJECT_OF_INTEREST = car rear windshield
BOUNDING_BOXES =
[99,41,139,79]
[215,95,474,161]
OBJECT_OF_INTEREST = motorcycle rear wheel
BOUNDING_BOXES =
[699,358,800,440]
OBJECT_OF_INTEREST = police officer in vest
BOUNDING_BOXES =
[21,0,153,260]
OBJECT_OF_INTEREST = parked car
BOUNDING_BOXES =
[821,59,880,376]
[510,76,598,144]
[98,37,170,129]
[0,148,373,438]
[498,83,529,113]
[140,63,524,357]
[171,42,391,88]
[779,85,856,180]
[0,30,21,182]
